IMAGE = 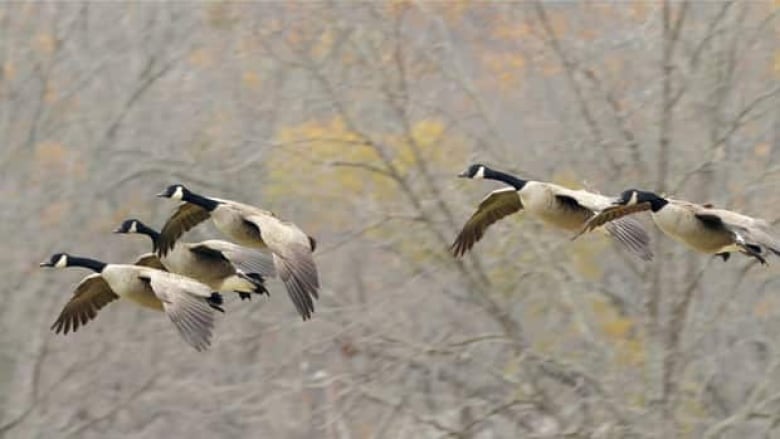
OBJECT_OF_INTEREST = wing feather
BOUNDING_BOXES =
[51,275,119,335]
[197,240,276,278]
[604,216,654,260]
[573,202,653,240]
[451,188,523,257]
[158,203,211,256]
[133,253,167,271]
[246,214,319,320]
[144,273,216,351]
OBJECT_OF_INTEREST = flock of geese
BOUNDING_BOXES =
[41,165,780,351]
[452,164,780,263]
[41,184,319,351]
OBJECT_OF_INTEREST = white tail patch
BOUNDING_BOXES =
[219,275,255,294]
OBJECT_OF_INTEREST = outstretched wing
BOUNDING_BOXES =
[247,214,319,320]
[133,253,167,271]
[157,203,211,256]
[572,202,653,240]
[696,212,780,258]
[604,216,654,261]
[196,240,277,278]
[451,188,523,257]
[142,274,216,352]
[51,274,119,335]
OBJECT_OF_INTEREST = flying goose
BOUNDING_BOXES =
[114,219,275,301]
[40,253,224,351]
[156,184,320,320]
[575,189,780,264]
[452,164,653,260]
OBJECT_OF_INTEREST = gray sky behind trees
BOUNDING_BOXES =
[1,2,778,438]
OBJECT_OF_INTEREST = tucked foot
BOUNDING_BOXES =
[243,272,270,296]
[716,252,731,262]
[739,244,767,265]
[238,292,252,301]
[207,292,225,312]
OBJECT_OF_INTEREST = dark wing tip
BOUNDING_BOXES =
[308,236,317,252]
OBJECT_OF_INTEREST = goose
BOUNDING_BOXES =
[575,189,780,264]
[452,164,653,260]
[40,252,224,351]
[114,218,275,301]
[156,184,319,320]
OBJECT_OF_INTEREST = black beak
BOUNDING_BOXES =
[113,227,124,233]
[155,192,167,198]
[39,261,53,267]
[457,171,469,178]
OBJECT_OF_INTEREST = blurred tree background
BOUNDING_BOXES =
[1,2,778,438]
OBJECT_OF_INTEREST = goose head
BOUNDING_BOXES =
[458,164,489,179]
[156,184,189,201]
[114,219,142,234]
[40,252,71,268]
[614,189,668,212]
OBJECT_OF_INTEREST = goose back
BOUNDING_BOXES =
[101,265,164,311]
[519,182,592,230]
[162,244,235,287]
[210,203,268,248]
[652,203,735,253]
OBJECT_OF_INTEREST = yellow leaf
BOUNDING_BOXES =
[571,240,605,280]
[40,201,67,227]
[754,143,771,158]
[629,2,649,20]
[188,48,213,68]
[35,141,67,168]
[549,12,568,35]
[264,117,468,251]
[481,52,526,89]
[493,21,531,40]
[44,81,58,104]
[242,71,261,90]
[616,338,644,366]
[601,317,633,339]
[754,296,778,317]
[2,61,15,81]
[206,3,236,29]
[774,50,780,77]
[34,33,56,54]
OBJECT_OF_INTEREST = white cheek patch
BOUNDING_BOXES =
[129,222,137,233]
[55,256,67,268]
[629,192,638,205]
[474,166,485,179]
[172,187,184,200]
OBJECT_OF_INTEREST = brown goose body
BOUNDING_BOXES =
[40,253,223,351]
[156,185,319,320]
[451,165,653,260]
[577,189,780,263]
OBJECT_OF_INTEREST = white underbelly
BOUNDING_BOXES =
[652,208,734,253]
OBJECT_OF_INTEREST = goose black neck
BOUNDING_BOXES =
[649,197,669,213]
[183,190,219,212]
[641,191,669,212]
[484,168,527,190]
[68,256,107,273]
[137,223,161,249]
